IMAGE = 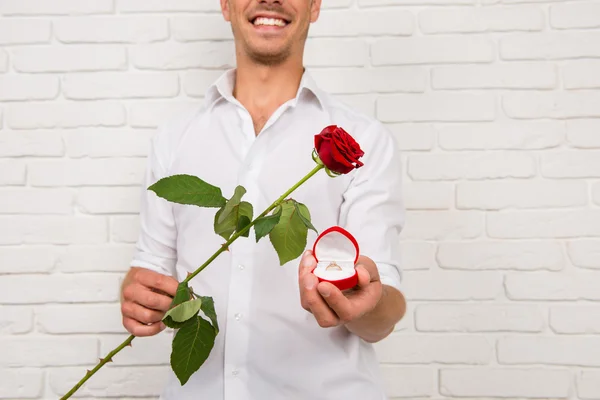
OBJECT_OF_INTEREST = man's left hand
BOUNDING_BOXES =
[298,250,383,328]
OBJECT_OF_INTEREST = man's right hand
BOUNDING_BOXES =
[120,267,179,337]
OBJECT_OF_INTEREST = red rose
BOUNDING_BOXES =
[314,125,365,175]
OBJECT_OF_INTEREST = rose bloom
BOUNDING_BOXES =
[314,125,365,174]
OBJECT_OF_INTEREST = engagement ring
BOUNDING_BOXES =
[326,261,342,271]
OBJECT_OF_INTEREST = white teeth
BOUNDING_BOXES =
[254,17,286,27]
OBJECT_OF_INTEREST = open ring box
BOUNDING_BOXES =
[311,226,359,291]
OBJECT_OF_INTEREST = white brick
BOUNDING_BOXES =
[0,19,51,44]
[322,0,353,7]
[171,15,233,41]
[440,368,571,398]
[504,92,600,119]
[0,246,58,273]
[432,63,556,89]
[310,67,427,95]
[49,366,169,398]
[118,0,220,12]
[0,273,120,304]
[378,93,495,123]
[400,211,483,240]
[77,187,141,214]
[0,188,74,214]
[132,42,235,70]
[489,211,600,239]
[499,336,600,367]
[568,240,600,269]
[63,72,179,100]
[0,216,107,245]
[541,151,600,178]
[183,69,228,97]
[564,61,600,89]
[8,102,125,129]
[420,6,543,34]
[112,216,140,243]
[0,160,26,185]
[335,94,376,118]
[0,336,97,367]
[0,75,59,101]
[58,244,135,272]
[405,182,453,210]
[416,304,545,333]
[305,39,368,67]
[399,241,436,270]
[0,131,64,156]
[437,241,564,271]
[438,121,565,150]
[100,333,171,365]
[595,184,600,205]
[0,369,43,398]
[567,120,600,148]
[29,158,146,186]
[501,32,600,60]
[551,2,600,29]
[408,152,535,181]
[0,49,7,72]
[129,101,198,128]
[362,0,472,4]
[0,0,113,15]
[0,306,33,334]
[485,0,579,3]
[12,45,126,73]
[380,366,433,398]
[551,306,600,334]
[55,16,169,43]
[457,180,587,210]
[578,370,600,399]
[65,129,152,158]
[376,334,492,364]
[311,10,414,37]
[387,124,435,151]
[506,271,600,300]
[37,304,123,333]
[403,271,502,300]
[372,36,494,66]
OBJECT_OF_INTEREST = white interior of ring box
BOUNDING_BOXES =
[313,230,357,281]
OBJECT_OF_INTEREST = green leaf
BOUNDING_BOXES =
[198,296,219,334]
[163,298,202,324]
[148,174,226,208]
[214,201,253,240]
[237,215,251,238]
[217,186,246,224]
[294,201,317,234]
[171,316,217,385]
[254,207,282,242]
[269,201,308,265]
[163,283,192,329]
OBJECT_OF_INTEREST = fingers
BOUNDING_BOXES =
[122,282,174,312]
[298,250,317,276]
[123,316,165,337]
[300,270,340,328]
[132,267,179,297]
[355,264,372,288]
[317,282,355,323]
[121,300,165,325]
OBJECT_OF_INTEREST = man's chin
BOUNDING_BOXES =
[246,47,292,66]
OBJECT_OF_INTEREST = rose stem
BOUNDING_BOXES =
[60,163,324,400]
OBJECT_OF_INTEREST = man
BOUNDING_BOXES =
[120,0,406,399]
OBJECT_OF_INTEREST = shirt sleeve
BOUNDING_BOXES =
[130,127,178,277]
[338,120,405,292]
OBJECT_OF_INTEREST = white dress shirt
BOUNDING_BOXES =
[131,68,405,400]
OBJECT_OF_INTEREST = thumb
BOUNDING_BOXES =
[299,249,317,276]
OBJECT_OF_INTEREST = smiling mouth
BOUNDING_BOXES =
[251,16,290,28]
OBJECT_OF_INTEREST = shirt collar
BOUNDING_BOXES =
[203,68,325,110]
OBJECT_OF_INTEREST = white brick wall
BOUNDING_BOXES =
[1,1,599,399]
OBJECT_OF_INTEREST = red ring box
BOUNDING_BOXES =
[311,226,359,291]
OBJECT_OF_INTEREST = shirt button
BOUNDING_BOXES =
[232,369,239,376]
[238,264,245,270]
[235,313,242,321]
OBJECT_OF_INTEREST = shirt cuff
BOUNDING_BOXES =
[377,262,403,293]
[130,255,176,277]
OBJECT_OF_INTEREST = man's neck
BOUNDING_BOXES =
[233,58,304,135]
